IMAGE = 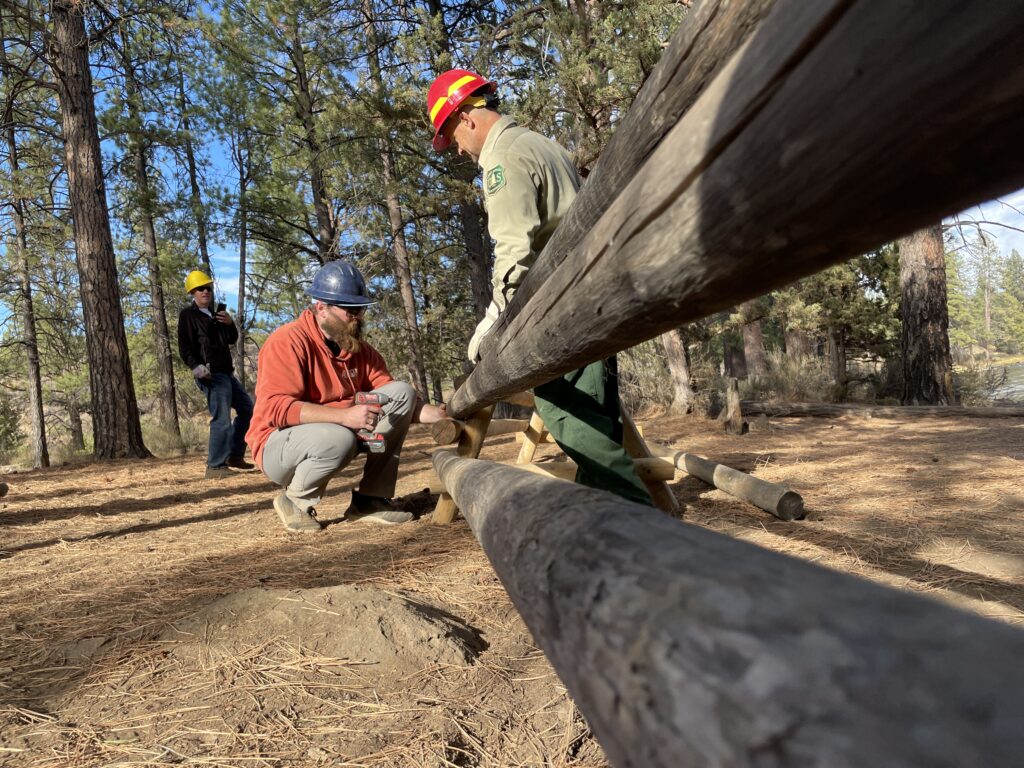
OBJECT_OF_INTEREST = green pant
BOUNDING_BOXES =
[533,358,653,506]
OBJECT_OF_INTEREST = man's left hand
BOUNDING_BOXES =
[215,311,234,325]
[413,401,447,424]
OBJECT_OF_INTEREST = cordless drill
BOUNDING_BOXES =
[353,392,391,453]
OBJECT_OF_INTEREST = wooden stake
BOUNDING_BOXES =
[430,405,494,524]
[621,409,680,514]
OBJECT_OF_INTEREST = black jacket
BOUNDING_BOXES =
[177,303,238,374]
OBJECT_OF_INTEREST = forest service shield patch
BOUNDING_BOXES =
[485,165,506,195]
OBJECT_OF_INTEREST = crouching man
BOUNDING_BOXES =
[246,261,445,533]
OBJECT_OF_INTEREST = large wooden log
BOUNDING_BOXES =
[449,0,1024,418]
[743,401,1024,419]
[433,451,1024,767]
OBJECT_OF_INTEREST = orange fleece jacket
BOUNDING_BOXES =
[245,308,393,468]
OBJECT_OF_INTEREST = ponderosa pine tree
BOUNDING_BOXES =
[50,0,149,458]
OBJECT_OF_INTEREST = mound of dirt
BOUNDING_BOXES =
[163,584,484,675]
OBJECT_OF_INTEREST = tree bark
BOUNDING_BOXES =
[784,326,814,358]
[51,0,149,459]
[362,0,429,399]
[423,0,493,321]
[177,64,211,273]
[448,1,1024,418]
[455,159,492,321]
[1,29,49,468]
[899,224,954,405]
[122,40,179,438]
[659,328,695,415]
[67,398,85,452]
[289,23,336,262]
[828,327,848,400]
[231,131,251,389]
[739,300,768,376]
[434,450,1024,768]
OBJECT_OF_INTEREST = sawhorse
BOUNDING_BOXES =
[431,392,680,523]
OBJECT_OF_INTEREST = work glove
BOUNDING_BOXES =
[467,301,501,362]
[192,364,212,380]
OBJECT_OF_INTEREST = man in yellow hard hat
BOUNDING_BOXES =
[178,270,254,479]
[426,70,652,506]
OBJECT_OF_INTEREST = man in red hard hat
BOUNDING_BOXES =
[426,70,652,506]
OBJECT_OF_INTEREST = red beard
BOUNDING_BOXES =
[321,314,363,354]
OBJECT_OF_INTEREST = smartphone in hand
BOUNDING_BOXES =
[216,302,227,313]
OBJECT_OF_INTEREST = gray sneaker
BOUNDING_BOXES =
[273,492,322,533]
[345,492,413,525]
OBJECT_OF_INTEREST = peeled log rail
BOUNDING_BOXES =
[743,401,1024,419]
[664,450,804,521]
[434,451,1024,767]
[448,0,1024,418]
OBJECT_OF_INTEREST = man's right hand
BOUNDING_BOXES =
[192,364,212,380]
[338,403,381,431]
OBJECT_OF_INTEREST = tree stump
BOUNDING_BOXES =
[717,378,748,435]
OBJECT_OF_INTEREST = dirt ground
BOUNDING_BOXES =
[1,413,1022,767]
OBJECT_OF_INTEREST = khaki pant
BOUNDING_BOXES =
[261,381,415,513]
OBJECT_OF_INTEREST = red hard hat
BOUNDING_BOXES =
[427,69,495,151]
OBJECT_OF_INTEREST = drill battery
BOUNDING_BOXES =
[353,392,391,453]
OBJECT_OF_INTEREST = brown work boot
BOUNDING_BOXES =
[227,455,255,470]
[344,491,413,525]
[273,492,322,533]
[205,465,233,479]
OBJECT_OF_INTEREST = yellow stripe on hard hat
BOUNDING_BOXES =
[429,74,481,123]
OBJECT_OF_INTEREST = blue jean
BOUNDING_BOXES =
[197,373,254,468]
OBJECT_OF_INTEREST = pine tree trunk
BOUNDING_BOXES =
[289,25,336,262]
[2,30,49,468]
[784,327,813,358]
[233,135,250,389]
[828,327,848,401]
[381,146,429,398]
[362,0,429,398]
[51,0,149,459]
[740,300,768,377]
[455,159,493,321]
[899,224,954,405]
[177,65,210,273]
[67,398,85,452]
[723,338,747,379]
[423,0,492,322]
[124,49,179,438]
[660,328,695,415]
[134,142,180,437]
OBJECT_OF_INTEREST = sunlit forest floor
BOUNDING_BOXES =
[1,414,1022,766]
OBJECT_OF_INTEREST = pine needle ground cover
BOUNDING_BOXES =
[1,417,1022,766]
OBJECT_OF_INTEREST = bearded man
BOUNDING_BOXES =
[246,261,445,533]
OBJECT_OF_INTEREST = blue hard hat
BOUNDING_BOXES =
[306,260,376,306]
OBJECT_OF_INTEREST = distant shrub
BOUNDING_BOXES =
[739,351,833,402]
[954,363,1009,406]
[0,392,23,462]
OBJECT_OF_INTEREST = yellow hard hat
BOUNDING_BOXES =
[184,270,213,294]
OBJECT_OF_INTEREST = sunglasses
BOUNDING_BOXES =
[331,304,366,316]
[193,285,213,293]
